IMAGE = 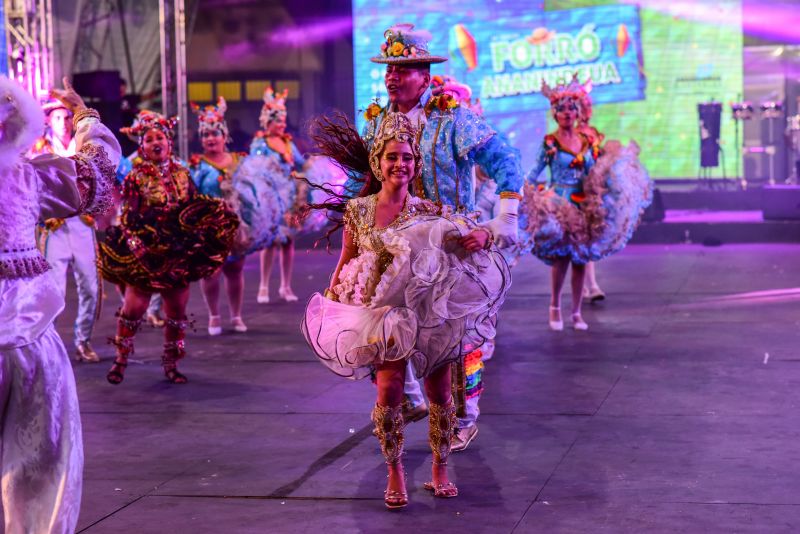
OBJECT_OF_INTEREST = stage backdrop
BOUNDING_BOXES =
[352,0,743,180]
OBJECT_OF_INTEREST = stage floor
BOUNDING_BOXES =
[57,244,800,533]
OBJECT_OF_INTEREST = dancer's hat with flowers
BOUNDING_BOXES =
[371,23,447,65]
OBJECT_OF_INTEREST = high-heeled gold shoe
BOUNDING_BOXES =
[372,404,408,510]
[424,401,459,498]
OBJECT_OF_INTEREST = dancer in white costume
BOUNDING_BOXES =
[302,112,510,509]
[0,77,119,534]
[349,25,524,453]
[32,98,103,363]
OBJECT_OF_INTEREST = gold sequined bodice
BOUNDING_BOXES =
[343,194,435,273]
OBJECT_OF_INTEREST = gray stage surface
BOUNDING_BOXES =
[54,244,800,533]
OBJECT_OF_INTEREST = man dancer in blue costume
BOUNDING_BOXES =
[347,23,524,451]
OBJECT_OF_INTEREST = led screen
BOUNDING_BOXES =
[352,0,743,179]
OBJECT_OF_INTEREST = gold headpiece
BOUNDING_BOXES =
[368,112,422,181]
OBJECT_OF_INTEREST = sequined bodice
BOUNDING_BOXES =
[126,162,193,209]
[344,194,435,272]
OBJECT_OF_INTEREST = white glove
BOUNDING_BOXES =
[482,197,519,249]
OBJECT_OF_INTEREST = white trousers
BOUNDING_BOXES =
[0,325,83,534]
[44,218,99,348]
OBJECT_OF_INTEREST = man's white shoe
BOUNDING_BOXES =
[451,424,478,452]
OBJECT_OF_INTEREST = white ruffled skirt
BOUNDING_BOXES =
[302,213,511,380]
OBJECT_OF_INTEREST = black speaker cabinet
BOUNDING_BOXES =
[762,185,800,220]
[642,188,665,222]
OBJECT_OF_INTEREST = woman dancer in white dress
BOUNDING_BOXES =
[0,76,119,534]
[302,112,510,509]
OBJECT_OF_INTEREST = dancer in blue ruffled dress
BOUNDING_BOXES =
[189,97,283,334]
[250,87,306,303]
[521,78,652,331]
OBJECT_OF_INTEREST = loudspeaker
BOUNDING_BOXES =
[71,70,122,102]
[762,184,800,220]
[642,188,665,222]
[71,70,127,152]
[698,102,722,168]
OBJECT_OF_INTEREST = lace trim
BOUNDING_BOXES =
[0,253,50,279]
[72,143,116,216]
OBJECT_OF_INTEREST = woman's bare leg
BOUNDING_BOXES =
[549,258,569,328]
[278,239,297,301]
[201,269,222,334]
[222,258,246,319]
[258,247,275,302]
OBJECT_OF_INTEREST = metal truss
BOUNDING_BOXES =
[4,0,54,99]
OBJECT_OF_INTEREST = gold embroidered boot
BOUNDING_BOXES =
[371,403,407,510]
[424,400,459,498]
[163,316,190,384]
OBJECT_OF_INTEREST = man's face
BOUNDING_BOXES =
[49,108,73,142]
[384,65,430,107]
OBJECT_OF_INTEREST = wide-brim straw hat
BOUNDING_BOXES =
[370,23,448,65]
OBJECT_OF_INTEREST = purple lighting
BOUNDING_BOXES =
[269,17,353,47]
[620,0,800,43]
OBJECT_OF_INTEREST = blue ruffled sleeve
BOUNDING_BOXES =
[585,150,596,174]
[189,160,222,197]
[290,141,305,172]
[526,143,550,186]
[250,136,269,156]
[116,152,135,184]
[457,108,524,194]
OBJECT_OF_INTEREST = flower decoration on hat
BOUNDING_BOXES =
[363,99,383,121]
[259,87,288,128]
[192,96,229,139]
[371,23,448,64]
[430,74,483,114]
[120,109,177,144]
